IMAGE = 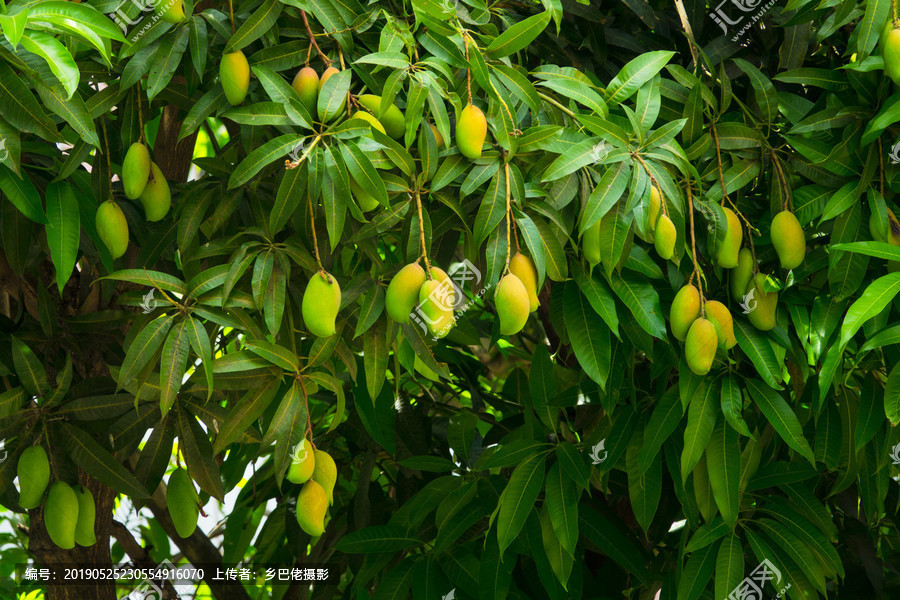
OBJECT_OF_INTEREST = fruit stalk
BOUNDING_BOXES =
[769,147,791,212]
[504,162,512,273]
[685,181,706,317]
[711,123,729,207]
[463,33,473,104]
[301,10,332,66]
[308,186,324,272]
[414,190,432,276]
[298,376,313,438]
[631,152,667,218]
[228,0,234,33]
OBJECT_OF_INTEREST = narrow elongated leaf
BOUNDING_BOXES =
[159,320,190,416]
[564,284,610,390]
[228,134,304,188]
[118,315,173,389]
[60,423,149,498]
[706,419,740,528]
[0,165,48,224]
[746,379,815,465]
[147,26,189,100]
[605,51,675,105]
[681,379,718,481]
[497,452,545,556]
[486,12,551,57]
[225,0,282,52]
[734,319,783,389]
[715,534,744,600]
[45,182,80,293]
[20,32,79,99]
[177,406,225,501]
[637,386,682,472]
[11,336,50,397]
[840,272,900,347]
[334,525,423,553]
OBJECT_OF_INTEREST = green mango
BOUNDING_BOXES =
[286,439,315,484]
[386,262,427,323]
[220,51,250,106]
[96,201,129,259]
[311,449,338,505]
[731,248,754,301]
[139,162,171,222]
[885,28,900,85]
[685,318,717,375]
[509,253,539,312]
[166,468,199,538]
[654,214,677,260]
[45,481,79,549]
[356,95,405,139]
[495,273,530,335]
[418,278,454,338]
[17,445,50,509]
[746,273,778,331]
[705,300,737,349]
[770,210,805,270]
[302,271,341,337]
[670,284,700,341]
[157,0,185,22]
[583,219,601,268]
[717,207,742,268]
[73,485,96,546]
[122,142,150,200]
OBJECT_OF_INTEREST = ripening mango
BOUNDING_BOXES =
[96,201,129,259]
[456,104,487,159]
[881,20,893,50]
[357,95,405,139]
[317,67,346,120]
[158,0,185,22]
[73,485,96,547]
[122,142,150,199]
[430,123,444,148]
[166,468,199,538]
[654,214,677,260]
[302,271,341,337]
[885,28,900,85]
[17,445,50,509]
[350,178,379,212]
[429,267,455,305]
[670,284,700,341]
[140,162,171,222]
[386,262,427,323]
[287,439,315,484]
[685,318,718,375]
[495,273,530,335]
[45,481,79,549]
[648,186,661,231]
[351,110,386,134]
[418,278,454,338]
[318,66,339,90]
[583,219,601,268]
[717,208,742,268]
[731,248,754,301]
[771,210,805,270]
[220,51,250,106]
[888,208,900,245]
[292,66,319,119]
[509,253,539,312]
[296,480,328,537]
[704,300,737,349]
[747,273,778,331]
[311,449,338,505]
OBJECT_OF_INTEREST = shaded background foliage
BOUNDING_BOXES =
[0,0,899,598]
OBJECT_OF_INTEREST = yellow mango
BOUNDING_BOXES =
[357,95,405,139]
[509,253,539,312]
[746,273,777,331]
[704,300,737,349]
[731,248,754,301]
[771,210,805,270]
[311,449,338,505]
[317,67,346,120]
[885,28,900,85]
[654,214,677,260]
[139,162,171,222]
[158,0,185,22]
[291,66,319,119]
[685,318,717,375]
[73,485,96,546]
[45,481,79,549]
[456,104,487,159]
[296,480,328,537]
[583,219,601,268]
[350,178,380,212]
[17,445,50,509]
[429,267,455,305]
[495,273,530,335]
[166,468,199,538]
[96,201,129,259]
[670,284,700,341]
[122,142,150,200]
[648,186,661,231]
[430,123,444,148]
[386,262,427,323]
[286,439,316,484]
[418,278,454,338]
[717,207,742,268]
[318,66,339,90]
[220,51,250,106]
[302,271,341,337]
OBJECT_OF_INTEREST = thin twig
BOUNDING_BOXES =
[711,124,729,206]
[504,162,512,273]
[228,0,235,34]
[673,0,700,71]
[686,181,706,316]
[302,10,332,66]
[463,33,473,104]
[415,190,432,276]
[299,376,313,439]
[102,121,113,202]
[308,200,323,272]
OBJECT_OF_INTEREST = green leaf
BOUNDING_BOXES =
[0,165,48,224]
[857,0,891,57]
[563,283,610,390]
[178,406,225,501]
[60,423,149,498]
[496,452,546,556]
[529,344,558,431]
[474,165,506,246]
[147,25,189,100]
[243,339,299,372]
[159,320,190,416]
[746,379,816,465]
[334,525,423,553]
[0,61,59,141]
[101,269,186,293]
[364,318,389,400]
[340,141,388,208]
[185,318,213,400]
[545,461,578,558]
[45,182,80,294]
[11,336,50,398]
[118,315,174,389]
[578,507,650,583]
[20,32,79,99]
[604,51,675,105]
[734,319,783,389]
[34,83,100,148]
[228,134,304,188]
[608,272,667,339]
[884,362,900,426]
[0,9,28,48]
[637,386,683,472]
[720,375,751,437]
[580,160,630,233]
[676,542,718,600]
[317,68,351,123]
[252,65,312,128]
[839,272,900,347]
[270,163,307,233]
[224,0,282,53]
[715,534,744,600]
[706,419,740,528]
[571,262,618,336]
[486,11,551,57]
[733,58,777,122]
[627,429,661,532]
[212,380,281,453]
[681,378,718,481]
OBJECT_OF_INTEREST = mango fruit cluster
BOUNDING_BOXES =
[669,285,736,375]
[17,446,96,548]
[286,440,338,537]
[385,262,455,338]
[302,271,342,337]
